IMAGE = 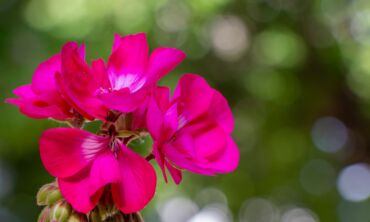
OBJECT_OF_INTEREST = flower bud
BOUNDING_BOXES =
[123,213,144,222]
[98,202,118,220]
[46,189,62,206]
[88,209,102,222]
[48,200,71,222]
[67,213,88,222]
[37,182,59,206]
[110,213,124,222]
[37,206,51,222]
[130,212,144,222]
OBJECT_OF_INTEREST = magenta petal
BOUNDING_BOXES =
[40,128,109,178]
[209,90,234,134]
[112,33,122,52]
[146,48,186,83]
[19,100,70,120]
[31,54,61,93]
[58,151,120,214]
[108,33,148,90]
[191,123,227,159]
[89,151,121,192]
[58,42,107,120]
[153,142,168,183]
[6,85,72,120]
[204,137,239,173]
[164,142,214,176]
[165,161,182,184]
[99,87,148,113]
[146,97,164,140]
[12,84,35,98]
[112,144,157,213]
[174,74,214,122]
[58,171,101,213]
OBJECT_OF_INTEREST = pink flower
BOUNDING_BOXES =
[39,128,156,213]
[97,33,186,112]
[56,43,109,120]
[147,74,239,184]
[5,54,73,120]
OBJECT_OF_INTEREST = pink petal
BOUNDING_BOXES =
[188,121,227,159]
[153,86,171,112]
[40,128,109,178]
[162,103,178,140]
[19,99,71,120]
[174,74,214,123]
[89,151,121,193]
[98,87,148,113]
[153,142,168,183]
[146,96,164,141]
[58,151,121,213]
[111,144,157,213]
[112,33,122,52]
[6,85,72,120]
[31,54,61,93]
[164,142,213,176]
[58,42,107,120]
[12,84,35,98]
[208,90,234,134]
[204,137,239,173]
[58,169,101,213]
[146,48,186,84]
[165,161,182,184]
[107,33,148,90]
[91,59,110,89]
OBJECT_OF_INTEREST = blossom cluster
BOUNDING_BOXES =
[6,33,239,215]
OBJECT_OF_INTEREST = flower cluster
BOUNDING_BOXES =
[6,33,239,217]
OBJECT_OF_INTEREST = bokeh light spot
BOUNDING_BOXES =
[311,116,348,153]
[338,163,370,202]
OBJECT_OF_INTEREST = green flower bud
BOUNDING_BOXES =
[130,212,144,222]
[49,200,72,222]
[88,208,102,222]
[123,213,144,222]
[67,213,88,222]
[37,206,51,222]
[46,189,62,206]
[110,213,124,222]
[37,182,58,206]
[98,202,118,221]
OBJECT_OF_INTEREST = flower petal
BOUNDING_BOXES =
[40,128,109,178]
[165,161,182,184]
[12,84,35,98]
[208,90,234,134]
[98,87,148,113]
[146,48,186,84]
[58,151,120,213]
[58,169,101,213]
[203,136,239,173]
[89,151,121,192]
[6,85,72,120]
[57,42,107,120]
[174,74,214,122]
[111,144,157,213]
[146,95,164,140]
[31,54,61,94]
[108,33,148,90]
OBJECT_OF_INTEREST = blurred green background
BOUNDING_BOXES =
[2,0,370,221]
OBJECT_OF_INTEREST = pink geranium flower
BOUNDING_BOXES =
[40,128,156,213]
[56,43,109,120]
[5,54,74,120]
[147,74,239,184]
[97,33,186,113]
[55,33,186,116]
